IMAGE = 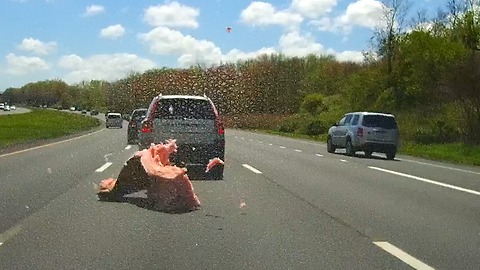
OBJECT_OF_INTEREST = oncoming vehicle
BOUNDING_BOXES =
[127,108,147,145]
[105,113,123,129]
[327,112,399,160]
[138,94,225,179]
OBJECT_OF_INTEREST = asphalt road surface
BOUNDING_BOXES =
[0,118,479,269]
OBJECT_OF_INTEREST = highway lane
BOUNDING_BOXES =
[0,107,30,115]
[0,127,478,269]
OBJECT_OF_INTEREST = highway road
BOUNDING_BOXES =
[0,107,30,115]
[0,115,479,269]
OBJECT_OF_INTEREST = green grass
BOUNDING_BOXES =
[399,142,480,166]
[254,129,480,167]
[0,109,100,148]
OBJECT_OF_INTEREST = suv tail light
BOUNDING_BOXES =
[215,117,225,135]
[357,127,364,137]
[141,121,153,133]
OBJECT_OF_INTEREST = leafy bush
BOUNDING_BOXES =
[300,93,326,115]
[277,114,309,133]
[299,118,326,135]
[277,114,328,136]
[412,120,460,144]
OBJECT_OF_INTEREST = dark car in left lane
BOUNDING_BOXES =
[127,108,147,144]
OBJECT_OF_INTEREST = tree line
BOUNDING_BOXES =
[2,0,480,144]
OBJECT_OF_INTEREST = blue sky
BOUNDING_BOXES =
[0,0,445,91]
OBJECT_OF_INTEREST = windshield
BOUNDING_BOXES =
[1,1,480,270]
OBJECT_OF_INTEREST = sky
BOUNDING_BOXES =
[0,0,445,92]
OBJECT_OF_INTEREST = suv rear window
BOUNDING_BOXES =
[107,114,121,119]
[362,115,397,129]
[154,99,215,120]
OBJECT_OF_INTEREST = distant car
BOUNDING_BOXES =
[105,113,123,129]
[81,109,87,114]
[10,105,16,110]
[70,107,75,111]
[138,94,225,180]
[127,108,147,145]
[4,105,10,111]
[90,110,99,116]
[327,112,399,160]
[0,103,4,110]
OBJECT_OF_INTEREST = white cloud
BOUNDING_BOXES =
[58,53,156,83]
[223,47,278,63]
[6,53,50,75]
[100,24,125,39]
[143,2,199,29]
[84,4,105,17]
[339,0,384,29]
[17,37,57,55]
[291,0,338,18]
[335,50,365,62]
[279,31,326,57]
[139,26,222,66]
[311,0,384,34]
[140,26,281,67]
[240,1,303,29]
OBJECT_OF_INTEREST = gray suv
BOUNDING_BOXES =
[327,112,399,160]
[138,94,225,179]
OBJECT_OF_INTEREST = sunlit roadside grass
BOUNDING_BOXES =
[399,142,480,166]
[0,109,100,148]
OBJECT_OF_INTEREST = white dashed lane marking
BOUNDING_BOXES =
[242,164,262,174]
[374,241,435,270]
[95,162,113,172]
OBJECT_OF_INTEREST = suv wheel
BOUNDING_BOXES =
[345,139,355,156]
[327,137,336,153]
[364,150,373,158]
[386,150,396,160]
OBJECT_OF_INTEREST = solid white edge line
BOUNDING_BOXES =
[95,162,113,172]
[242,164,262,174]
[0,129,104,158]
[398,158,480,176]
[369,166,480,196]
[373,241,435,270]
[125,145,132,150]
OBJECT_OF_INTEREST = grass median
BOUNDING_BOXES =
[0,109,100,149]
